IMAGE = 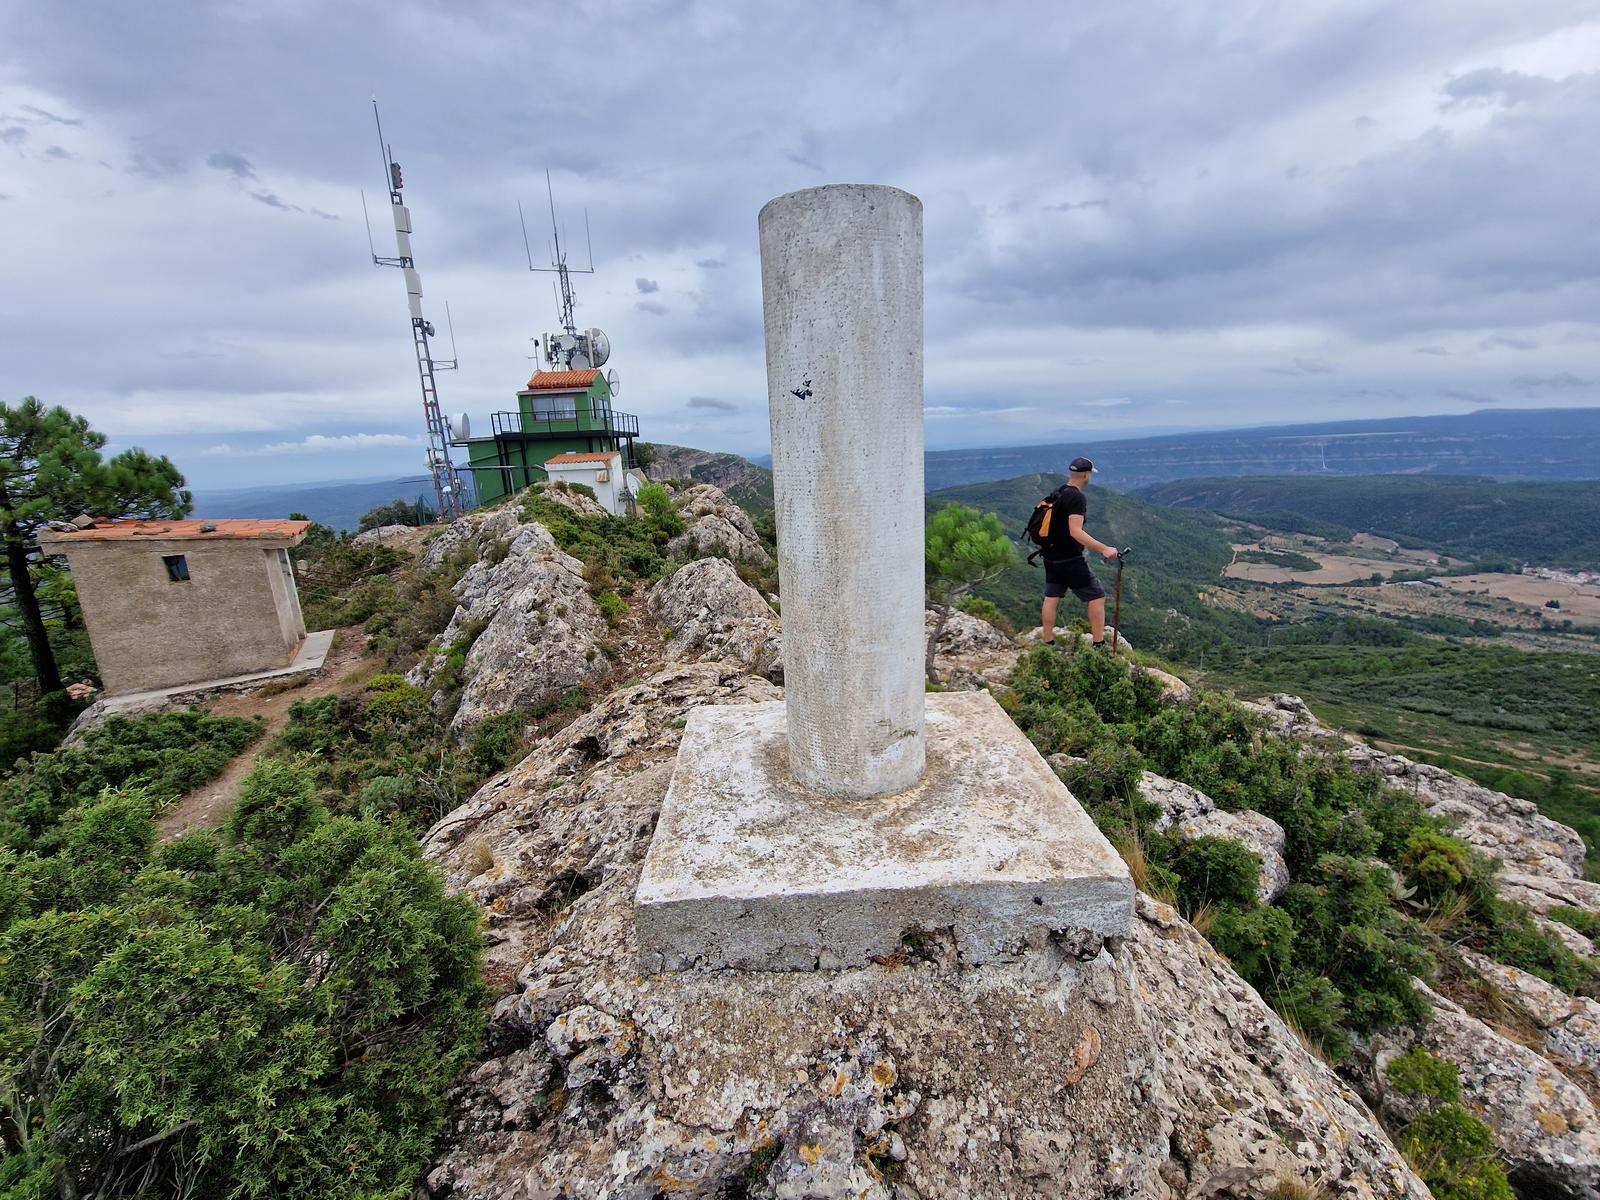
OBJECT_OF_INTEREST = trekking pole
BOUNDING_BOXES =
[1111,548,1132,651]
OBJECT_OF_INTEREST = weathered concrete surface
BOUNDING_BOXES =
[760,183,926,800]
[636,690,1133,972]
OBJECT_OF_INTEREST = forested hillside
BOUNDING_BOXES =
[1138,475,1600,567]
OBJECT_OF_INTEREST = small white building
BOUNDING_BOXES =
[543,450,634,516]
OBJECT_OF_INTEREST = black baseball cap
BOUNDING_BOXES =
[1068,456,1096,473]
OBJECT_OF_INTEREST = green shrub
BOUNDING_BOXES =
[1172,836,1261,914]
[0,709,262,854]
[1550,906,1600,940]
[0,763,485,1200]
[1209,903,1295,983]
[596,590,628,626]
[1386,1046,1461,1103]
[466,712,530,776]
[1385,1048,1513,1200]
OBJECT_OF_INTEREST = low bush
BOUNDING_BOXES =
[0,762,485,1199]
[1384,1048,1513,1200]
[0,709,262,853]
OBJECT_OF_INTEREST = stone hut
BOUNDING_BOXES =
[40,518,311,696]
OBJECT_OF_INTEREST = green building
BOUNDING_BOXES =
[452,368,640,506]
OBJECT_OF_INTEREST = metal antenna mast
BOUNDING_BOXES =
[365,100,466,521]
[519,170,594,344]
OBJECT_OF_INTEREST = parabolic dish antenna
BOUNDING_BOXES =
[586,328,611,368]
[606,368,621,396]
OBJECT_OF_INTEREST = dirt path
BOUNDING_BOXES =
[156,629,375,841]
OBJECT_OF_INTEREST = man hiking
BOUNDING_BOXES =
[1037,457,1119,646]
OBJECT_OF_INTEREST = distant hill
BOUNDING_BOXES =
[925,407,1600,493]
[191,477,441,532]
[1138,475,1600,568]
[641,443,774,514]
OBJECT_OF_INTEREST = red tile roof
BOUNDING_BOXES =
[40,519,312,545]
[545,452,621,466]
[523,369,601,392]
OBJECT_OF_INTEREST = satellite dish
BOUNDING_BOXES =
[606,368,621,397]
[586,327,611,368]
[449,412,471,441]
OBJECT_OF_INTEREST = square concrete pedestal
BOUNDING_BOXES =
[636,691,1133,972]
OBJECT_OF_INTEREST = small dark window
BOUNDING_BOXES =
[162,554,190,582]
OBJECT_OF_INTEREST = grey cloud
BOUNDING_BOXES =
[1,127,27,146]
[206,150,256,179]
[1265,357,1336,376]
[249,190,301,212]
[1512,372,1588,388]
[635,277,659,293]
[687,395,737,412]
[1442,67,1555,110]
[1048,199,1108,213]
[1440,389,1495,405]
[2,1,1597,482]
[309,208,340,222]
[19,104,82,126]
[1415,346,1450,356]
[44,145,74,160]
[1480,334,1538,351]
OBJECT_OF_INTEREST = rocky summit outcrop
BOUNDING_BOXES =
[421,662,1428,1200]
[643,443,774,513]
[407,506,609,736]
[1246,694,1588,883]
[648,558,782,681]
[666,483,772,565]
[925,608,1020,689]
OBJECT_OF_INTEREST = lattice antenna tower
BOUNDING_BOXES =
[361,100,467,522]
[519,173,610,372]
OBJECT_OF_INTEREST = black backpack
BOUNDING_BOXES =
[1023,485,1072,565]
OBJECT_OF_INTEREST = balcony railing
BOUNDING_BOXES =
[489,407,639,438]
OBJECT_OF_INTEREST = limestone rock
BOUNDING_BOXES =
[1245,694,1589,885]
[643,443,773,513]
[1386,985,1600,1199]
[409,514,609,736]
[350,523,423,550]
[666,483,771,565]
[1343,740,1587,880]
[535,483,608,518]
[648,558,781,680]
[421,666,1428,1200]
[925,607,1020,688]
[1460,949,1600,1098]
[1141,773,1290,903]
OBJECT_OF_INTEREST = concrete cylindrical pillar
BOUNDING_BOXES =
[759,183,926,800]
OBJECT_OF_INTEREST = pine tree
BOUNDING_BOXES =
[924,504,1015,684]
[0,398,190,694]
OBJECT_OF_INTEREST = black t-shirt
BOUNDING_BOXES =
[1047,485,1088,561]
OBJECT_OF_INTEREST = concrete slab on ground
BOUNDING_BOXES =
[636,690,1133,972]
[95,629,336,714]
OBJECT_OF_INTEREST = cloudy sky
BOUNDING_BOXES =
[2,1,1597,489]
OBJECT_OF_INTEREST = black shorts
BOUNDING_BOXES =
[1043,556,1106,602]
